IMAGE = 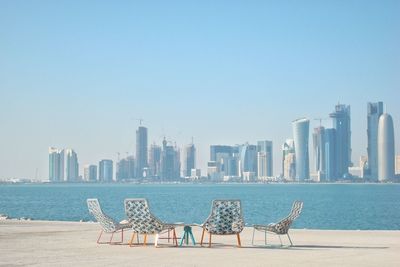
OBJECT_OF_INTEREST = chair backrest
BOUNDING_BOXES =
[288,200,303,221]
[275,200,303,234]
[124,198,163,234]
[206,199,244,234]
[87,198,118,232]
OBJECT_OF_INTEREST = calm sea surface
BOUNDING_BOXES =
[0,183,399,230]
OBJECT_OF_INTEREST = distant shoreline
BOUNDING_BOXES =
[1,181,399,185]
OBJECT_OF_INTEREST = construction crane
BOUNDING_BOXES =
[314,118,329,127]
[130,117,145,126]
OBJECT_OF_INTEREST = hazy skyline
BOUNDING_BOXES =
[1,1,399,179]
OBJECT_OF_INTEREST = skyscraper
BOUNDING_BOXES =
[312,127,325,181]
[378,113,395,181]
[149,144,161,177]
[116,156,135,181]
[161,138,180,181]
[282,139,295,180]
[396,155,400,175]
[65,148,79,182]
[324,128,337,181]
[257,152,268,179]
[136,126,148,178]
[84,165,97,182]
[209,145,239,179]
[183,143,196,177]
[292,118,310,181]
[329,104,351,178]
[257,140,273,177]
[48,147,64,182]
[210,145,233,162]
[239,144,257,178]
[99,159,113,182]
[367,102,384,180]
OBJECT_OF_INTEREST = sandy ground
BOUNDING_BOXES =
[0,220,399,267]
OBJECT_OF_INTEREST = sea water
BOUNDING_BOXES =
[0,183,399,230]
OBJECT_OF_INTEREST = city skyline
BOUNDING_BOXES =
[44,100,397,183]
[1,1,399,179]
[3,100,400,181]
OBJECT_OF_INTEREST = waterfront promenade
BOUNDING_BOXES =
[1,220,399,266]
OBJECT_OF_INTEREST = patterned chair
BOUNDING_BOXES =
[252,200,303,246]
[200,200,244,247]
[87,198,131,244]
[124,198,178,247]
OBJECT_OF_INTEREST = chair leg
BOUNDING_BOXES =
[168,229,171,243]
[200,228,205,246]
[129,232,136,247]
[208,233,212,248]
[189,230,196,245]
[278,235,283,246]
[251,228,255,245]
[155,234,159,248]
[179,231,186,246]
[173,229,178,247]
[236,233,241,247]
[143,234,147,246]
[109,232,115,244]
[287,233,293,246]
[265,230,267,245]
[97,230,104,244]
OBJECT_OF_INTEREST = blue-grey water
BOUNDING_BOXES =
[0,183,399,230]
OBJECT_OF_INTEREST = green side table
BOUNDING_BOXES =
[179,225,196,246]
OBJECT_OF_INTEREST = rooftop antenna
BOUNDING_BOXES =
[191,136,194,145]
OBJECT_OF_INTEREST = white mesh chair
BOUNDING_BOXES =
[87,198,131,244]
[200,199,244,247]
[124,198,178,247]
[252,200,303,246]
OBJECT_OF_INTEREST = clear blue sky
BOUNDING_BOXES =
[0,0,399,179]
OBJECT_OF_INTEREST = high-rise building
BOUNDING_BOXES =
[257,141,273,177]
[282,139,295,180]
[313,127,326,181]
[257,152,268,179]
[378,113,395,181]
[84,165,97,182]
[48,147,64,182]
[292,118,310,181]
[99,159,113,182]
[65,149,79,182]
[359,156,368,178]
[209,145,240,179]
[210,145,233,162]
[136,126,148,178]
[329,104,351,178]
[183,143,196,177]
[367,102,384,180]
[207,161,218,181]
[239,144,257,177]
[324,128,337,181]
[395,155,400,175]
[149,144,161,177]
[161,138,180,181]
[116,156,135,181]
